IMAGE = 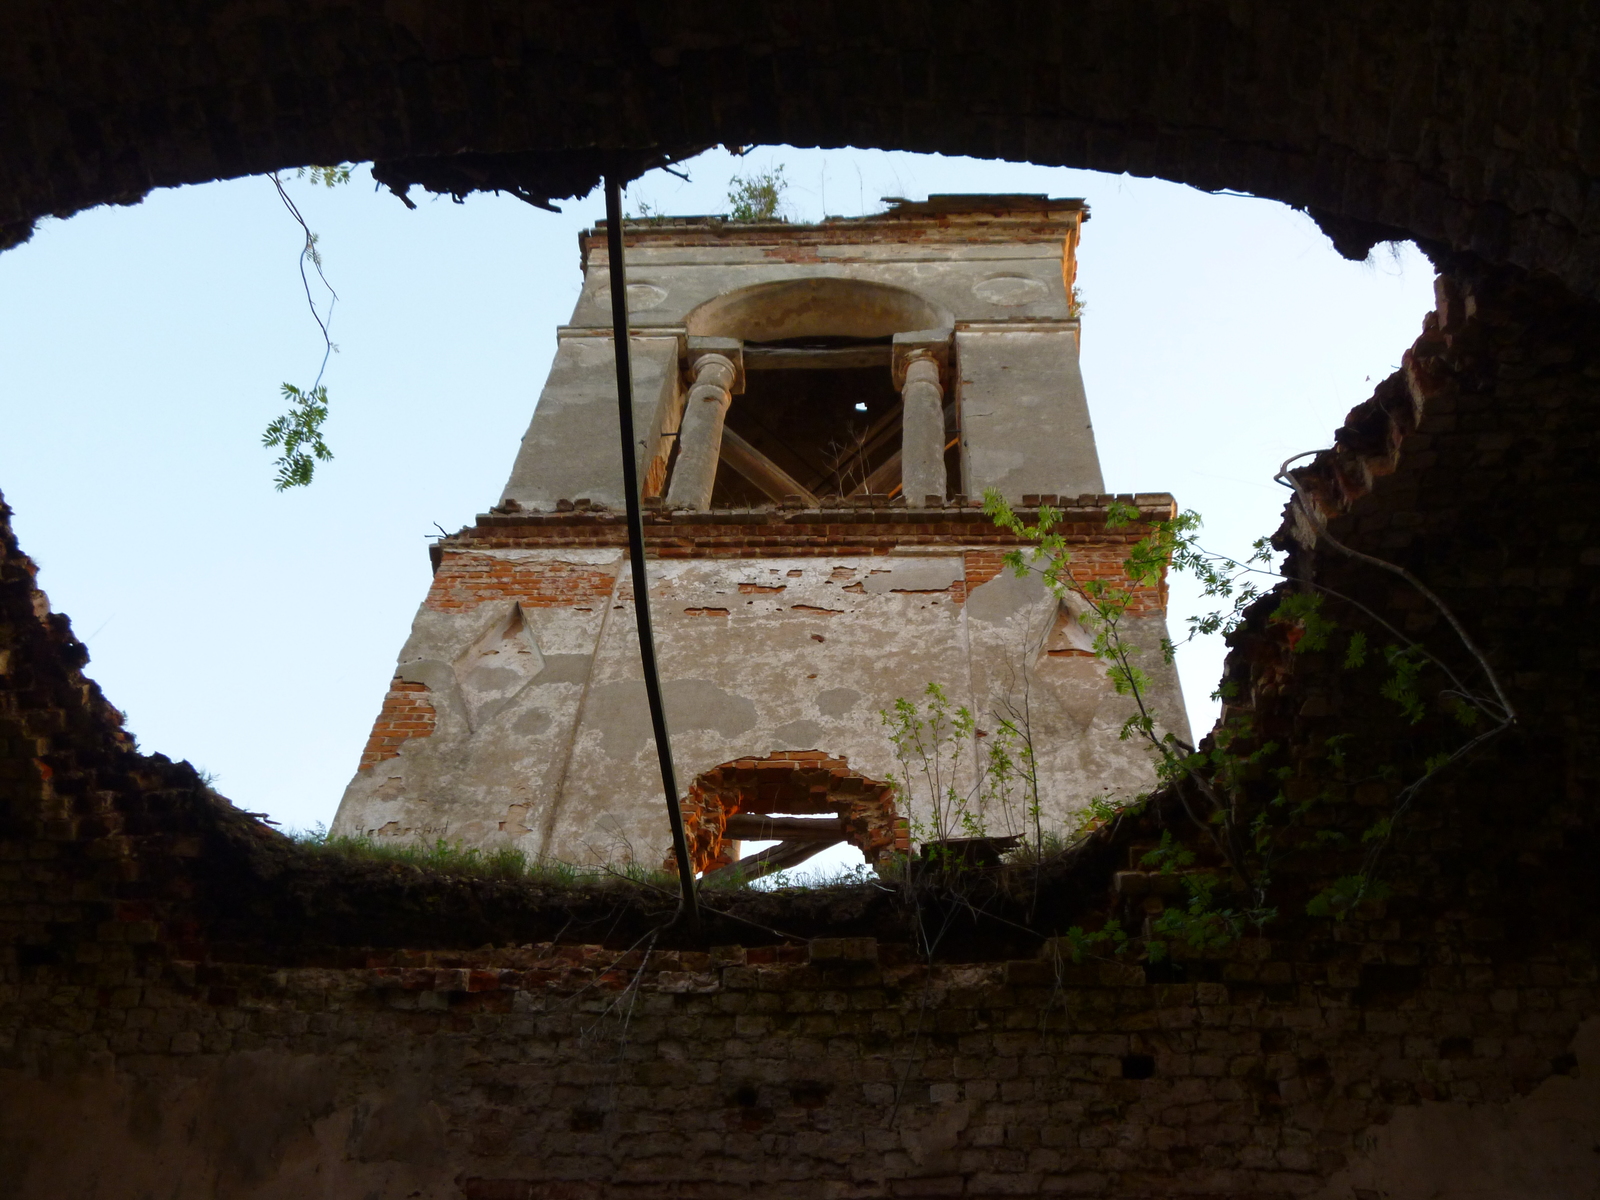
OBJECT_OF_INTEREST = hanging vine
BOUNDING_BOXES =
[263,166,350,490]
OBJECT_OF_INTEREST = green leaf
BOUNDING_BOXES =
[297,163,354,187]
[1343,630,1368,669]
[264,383,334,490]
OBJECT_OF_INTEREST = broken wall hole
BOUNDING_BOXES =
[671,752,908,884]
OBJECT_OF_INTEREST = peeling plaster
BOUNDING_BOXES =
[336,552,1184,866]
[1311,1018,1600,1200]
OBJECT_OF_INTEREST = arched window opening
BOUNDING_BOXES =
[670,752,907,884]
[664,280,959,510]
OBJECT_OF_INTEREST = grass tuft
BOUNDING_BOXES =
[287,824,680,889]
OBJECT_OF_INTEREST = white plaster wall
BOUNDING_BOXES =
[332,552,1186,869]
[329,549,624,851]
[962,567,1190,840]
[575,243,1074,330]
[541,555,976,865]
[500,335,680,512]
[956,328,1105,502]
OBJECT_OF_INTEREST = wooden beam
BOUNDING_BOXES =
[718,427,820,506]
[699,836,844,886]
[849,436,958,497]
[722,814,847,841]
[743,345,892,371]
[804,404,904,495]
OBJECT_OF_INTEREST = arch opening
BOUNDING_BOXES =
[675,279,958,507]
[684,278,951,344]
[671,751,907,884]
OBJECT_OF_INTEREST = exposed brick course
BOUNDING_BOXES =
[357,678,437,769]
[424,553,619,612]
[443,502,1172,614]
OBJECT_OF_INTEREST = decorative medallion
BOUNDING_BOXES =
[972,275,1050,306]
[593,281,669,311]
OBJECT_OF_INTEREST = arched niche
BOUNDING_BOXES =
[685,278,951,344]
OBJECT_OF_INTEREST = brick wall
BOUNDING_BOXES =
[957,549,1010,602]
[1,923,1594,1197]
[357,677,438,769]
[454,500,1174,619]
[954,546,1165,614]
[424,553,619,612]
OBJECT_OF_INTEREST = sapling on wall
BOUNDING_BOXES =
[880,683,980,852]
[726,166,789,222]
[983,471,1517,960]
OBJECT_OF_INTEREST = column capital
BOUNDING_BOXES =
[891,326,953,388]
[687,336,745,393]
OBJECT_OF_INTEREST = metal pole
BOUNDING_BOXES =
[603,174,701,936]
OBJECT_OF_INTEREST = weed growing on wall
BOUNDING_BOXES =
[726,166,788,222]
[880,683,979,848]
[288,825,681,889]
[983,472,1516,961]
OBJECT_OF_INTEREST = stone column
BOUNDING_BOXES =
[899,352,947,507]
[665,352,739,509]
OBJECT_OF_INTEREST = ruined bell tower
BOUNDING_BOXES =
[331,196,1187,876]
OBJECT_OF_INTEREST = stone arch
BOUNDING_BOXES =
[4,9,1596,296]
[685,278,950,343]
[672,751,907,878]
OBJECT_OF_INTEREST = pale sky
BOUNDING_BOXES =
[0,146,1436,837]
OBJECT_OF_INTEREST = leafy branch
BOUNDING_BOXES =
[266,167,348,489]
[984,469,1515,951]
[263,384,334,491]
[298,163,353,189]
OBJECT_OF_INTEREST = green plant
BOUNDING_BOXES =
[1078,793,1127,832]
[266,169,344,489]
[1054,918,1132,963]
[984,457,1516,944]
[630,196,670,225]
[979,714,1040,844]
[881,683,980,849]
[298,164,354,188]
[727,166,788,222]
[263,383,334,491]
[287,825,681,889]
